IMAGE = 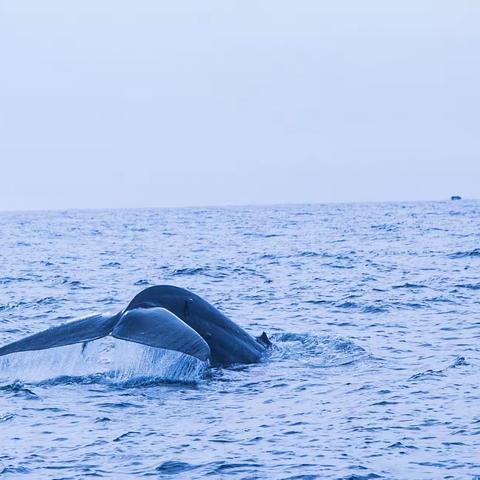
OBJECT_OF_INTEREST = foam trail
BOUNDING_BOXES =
[0,337,207,384]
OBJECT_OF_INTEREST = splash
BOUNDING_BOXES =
[111,339,207,384]
[0,337,207,385]
[0,339,111,383]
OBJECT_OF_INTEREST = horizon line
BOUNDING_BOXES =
[0,197,475,215]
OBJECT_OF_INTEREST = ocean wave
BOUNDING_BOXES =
[0,276,31,284]
[448,248,480,258]
[0,381,39,399]
[391,282,427,289]
[409,356,468,381]
[454,283,480,290]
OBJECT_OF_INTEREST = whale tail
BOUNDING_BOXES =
[0,285,268,366]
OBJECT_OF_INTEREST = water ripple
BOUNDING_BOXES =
[1,201,479,478]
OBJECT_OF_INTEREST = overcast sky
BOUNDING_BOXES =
[0,1,479,210]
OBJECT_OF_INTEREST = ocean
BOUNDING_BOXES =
[0,201,479,479]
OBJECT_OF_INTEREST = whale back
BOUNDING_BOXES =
[126,285,265,365]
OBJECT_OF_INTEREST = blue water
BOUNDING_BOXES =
[0,201,479,479]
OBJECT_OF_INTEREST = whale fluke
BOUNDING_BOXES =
[112,307,210,361]
[0,312,120,357]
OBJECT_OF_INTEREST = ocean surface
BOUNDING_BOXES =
[0,201,479,479]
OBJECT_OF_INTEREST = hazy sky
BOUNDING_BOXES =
[1,1,479,210]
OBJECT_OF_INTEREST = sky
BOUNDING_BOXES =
[0,1,479,210]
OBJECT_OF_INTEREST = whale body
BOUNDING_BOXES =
[0,285,271,366]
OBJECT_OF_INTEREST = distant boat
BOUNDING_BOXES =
[451,195,462,201]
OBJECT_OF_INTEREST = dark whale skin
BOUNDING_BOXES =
[125,285,266,365]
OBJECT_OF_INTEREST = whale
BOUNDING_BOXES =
[0,285,271,366]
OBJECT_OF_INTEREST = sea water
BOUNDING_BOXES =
[0,201,479,478]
